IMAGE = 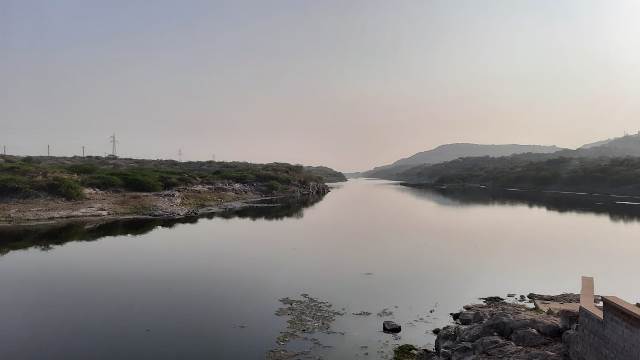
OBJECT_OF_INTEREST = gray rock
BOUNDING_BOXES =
[458,310,485,325]
[451,342,473,360]
[510,328,548,347]
[458,323,496,343]
[416,349,440,360]
[436,326,459,353]
[383,320,401,333]
[472,335,512,354]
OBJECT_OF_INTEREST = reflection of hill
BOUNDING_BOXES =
[0,194,325,256]
[401,184,640,223]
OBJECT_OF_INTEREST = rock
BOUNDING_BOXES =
[430,300,570,360]
[483,342,523,357]
[558,309,578,330]
[527,293,580,303]
[439,348,452,359]
[458,310,484,325]
[472,336,512,354]
[450,342,473,360]
[510,328,548,347]
[415,349,439,360]
[435,326,458,353]
[383,321,402,333]
[458,323,496,343]
[352,311,372,316]
[480,296,505,304]
[432,327,441,335]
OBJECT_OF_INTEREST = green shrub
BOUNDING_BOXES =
[21,156,37,164]
[265,180,282,192]
[81,174,123,189]
[118,173,163,192]
[67,164,98,175]
[0,175,33,197]
[42,177,84,200]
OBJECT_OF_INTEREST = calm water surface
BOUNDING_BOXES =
[1,179,640,359]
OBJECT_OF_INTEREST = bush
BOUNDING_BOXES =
[265,180,282,192]
[67,164,98,175]
[118,173,163,192]
[0,175,32,197]
[41,177,84,200]
[82,174,123,189]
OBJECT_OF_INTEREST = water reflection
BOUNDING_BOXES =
[0,194,324,256]
[401,184,640,223]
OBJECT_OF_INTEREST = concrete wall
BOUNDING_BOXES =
[571,297,640,360]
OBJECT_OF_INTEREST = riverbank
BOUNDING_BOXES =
[0,182,329,225]
[0,155,337,225]
[394,294,582,360]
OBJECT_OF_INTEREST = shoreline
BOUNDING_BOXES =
[400,182,640,200]
[0,183,330,227]
[394,293,582,360]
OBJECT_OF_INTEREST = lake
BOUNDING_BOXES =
[1,179,639,359]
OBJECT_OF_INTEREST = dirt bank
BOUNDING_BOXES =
[0,182,329,226]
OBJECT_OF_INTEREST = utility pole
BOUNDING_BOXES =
[109,133,118,157]
[178,148,183,162]
[2,145,5,156]
[47,144,50,157]
[82,146,85,157]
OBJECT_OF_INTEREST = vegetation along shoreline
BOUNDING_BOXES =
[0,155,345,225]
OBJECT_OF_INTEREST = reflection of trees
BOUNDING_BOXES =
[0,194,325,256]
[403,184,640,223]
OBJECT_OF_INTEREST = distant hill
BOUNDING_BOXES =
[304,166,347,183]
[579,138,615,149]
[391,143,563,166]
[395,154,640,197]
[362,143,563,179]
[571,133,640,158]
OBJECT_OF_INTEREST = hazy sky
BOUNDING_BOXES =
[2,0,640,171]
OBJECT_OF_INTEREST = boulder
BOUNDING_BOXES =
[458,310,485,325]
[415,349,440,360]
[450,343,473,360]
[458,323,496,343]
[472,336,512,354]
[510,328,548,347]
[435,326,459,353]
[383,320,401,333]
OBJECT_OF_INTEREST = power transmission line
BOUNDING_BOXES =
[109,133,118,157]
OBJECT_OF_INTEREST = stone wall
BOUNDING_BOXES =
[569,297,640,360]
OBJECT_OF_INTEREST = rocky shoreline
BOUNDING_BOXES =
[0,182,330,226]
[397,294,582,360]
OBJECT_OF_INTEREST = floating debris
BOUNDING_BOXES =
[377,308,394,317]
[352,311,372,316]
[268,294,344,359]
